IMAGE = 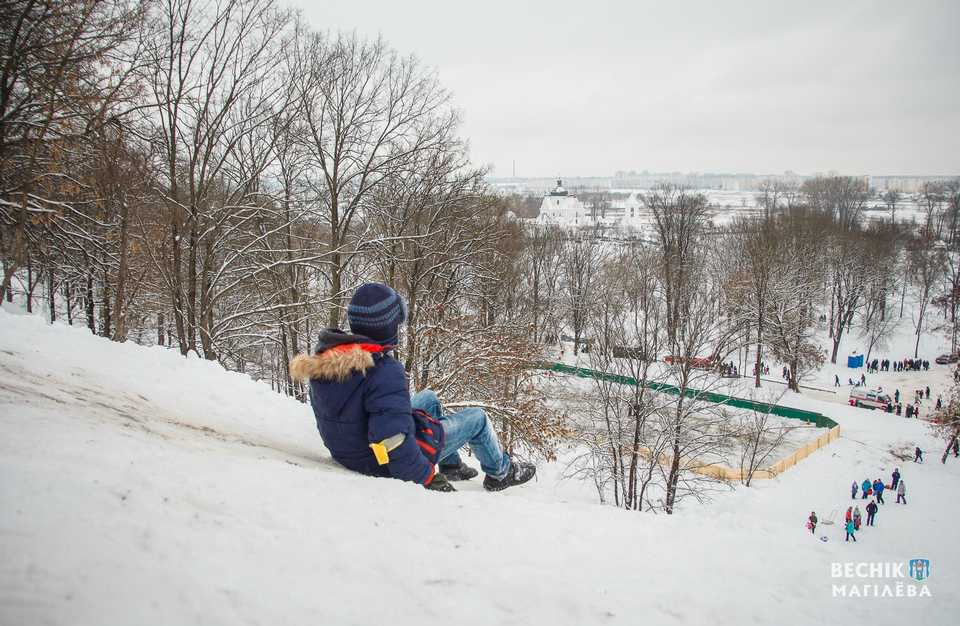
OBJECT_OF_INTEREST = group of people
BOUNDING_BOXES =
[868,357,931,373]
[809,468,908,542]
[752,362,771,377]
[837,356,935,390]
[721,362,740,377]
[894,386,939,419]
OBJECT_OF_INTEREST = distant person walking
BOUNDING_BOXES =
[915,447,924,463]
[861,478,871,499]
[845,518,857,542]
[873,479,885,504]
[891,468,900,490]
[835,374,841,387]
[808,511,818,534]
[851,480,858,499]
[866,500,878,526]
[896,480,906,504]
[853,505,862,530]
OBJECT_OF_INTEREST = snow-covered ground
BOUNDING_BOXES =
[2,305,958,625]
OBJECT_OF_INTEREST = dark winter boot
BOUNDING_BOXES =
[439,461,479,481]
[483,459,536,492]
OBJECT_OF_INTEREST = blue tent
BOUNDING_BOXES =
[847,354,864,368]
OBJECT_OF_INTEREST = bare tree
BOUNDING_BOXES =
[647,185,709,351]
[882,189,901,224]
[801,176,868,231]
[144,0,293,357]
[560,228,605,355]
[0,0,146,302]
[767,208,828,391]
[737,390,789,486]
[650,185,733,513]
[294,31,456,327]
[827,230,872,364]
[859,274,897,366]
[908,239,946,358]
[728,216,785,387]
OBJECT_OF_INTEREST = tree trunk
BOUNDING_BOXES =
[85,272,95,332]
[113,198,130,341]
[754,318,763,388]
[64,281,73,325]
[48,267,56,322]
[199,239,216,360]
[25,256,33,312]
[101,271,112,338]
[900,267,907,318]
[171,217,188,354]
[186,212,199,353]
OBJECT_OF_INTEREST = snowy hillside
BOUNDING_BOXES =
[2,306,958,625]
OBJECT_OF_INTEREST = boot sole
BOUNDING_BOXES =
[483,469,536,492]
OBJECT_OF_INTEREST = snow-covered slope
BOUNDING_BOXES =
[1,307,957,625]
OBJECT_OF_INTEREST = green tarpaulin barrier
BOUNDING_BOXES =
[541,362,838,429]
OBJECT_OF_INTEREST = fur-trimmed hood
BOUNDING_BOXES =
[289,329,386,382]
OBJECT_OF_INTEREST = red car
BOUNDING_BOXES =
[663,355,713,369]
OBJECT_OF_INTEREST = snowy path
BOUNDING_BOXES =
[1,309,958,625]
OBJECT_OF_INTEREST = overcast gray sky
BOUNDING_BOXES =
[288,0,959,177]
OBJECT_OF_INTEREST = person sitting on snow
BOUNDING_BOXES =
[290,283,536,493]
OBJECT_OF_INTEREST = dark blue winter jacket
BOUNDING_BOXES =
[290,329,435,485]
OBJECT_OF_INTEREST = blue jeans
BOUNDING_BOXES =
[410,389,511,479]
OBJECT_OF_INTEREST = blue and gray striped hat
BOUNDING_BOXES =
[347,283,407,345]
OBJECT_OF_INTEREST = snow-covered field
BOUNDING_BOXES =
[2,305,958,625]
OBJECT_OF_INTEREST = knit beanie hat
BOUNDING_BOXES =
[347,283,407,345]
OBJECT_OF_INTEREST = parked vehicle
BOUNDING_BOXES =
[935,353,959,364]
[848,388,892,410]
[612,345,652,361]
[663,355,713,369]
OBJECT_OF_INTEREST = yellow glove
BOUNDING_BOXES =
[369,433,406,465]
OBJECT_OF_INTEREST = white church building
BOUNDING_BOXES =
[535,179,645,229]
[535,179,587,225]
